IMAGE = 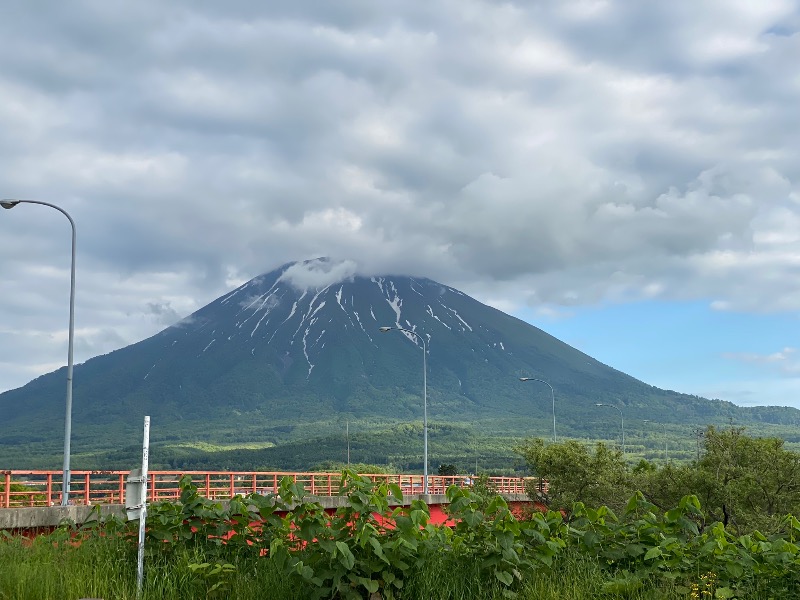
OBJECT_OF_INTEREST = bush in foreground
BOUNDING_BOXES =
[3,472,800,598]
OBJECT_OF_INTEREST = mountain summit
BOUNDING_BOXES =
[2,258,798,468]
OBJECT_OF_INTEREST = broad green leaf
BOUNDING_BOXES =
[644,547,662,560]
[495,570,513,586]
[725,561,744,578]
[335,541,356,570]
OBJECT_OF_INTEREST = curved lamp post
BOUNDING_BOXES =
[643,419,668,464]
[519,377,556,443]
[595,403,625,455]
[2,199,76,505]
[379,326,428,494]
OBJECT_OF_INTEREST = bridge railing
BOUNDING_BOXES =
[1,470,540,509]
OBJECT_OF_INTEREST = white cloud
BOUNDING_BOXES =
[0,0,799,394]
[723,347,800,375]
[278,258,359,291]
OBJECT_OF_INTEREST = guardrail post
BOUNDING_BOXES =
[84,473,90,505]
[3,472,10,508]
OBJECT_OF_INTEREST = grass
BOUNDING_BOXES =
[1,529,796,599]
[0,533,696,600]
[164,441,277,452]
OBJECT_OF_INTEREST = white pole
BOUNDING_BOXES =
[379,326,429,494]
[137,416,150,597]
[422,335,428,495]
[0,199,76,505]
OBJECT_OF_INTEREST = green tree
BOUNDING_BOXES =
[695,426,800,531]
[637,426,800,533]
[517,438,631,513]
[437,463,458,476]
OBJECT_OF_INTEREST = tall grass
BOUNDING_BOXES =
[0,532,301,600]
[0,532,698,600]
[0,533,135,600]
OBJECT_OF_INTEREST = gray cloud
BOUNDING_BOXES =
[0,0,799,393]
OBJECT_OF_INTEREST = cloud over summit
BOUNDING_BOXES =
[278,259,359,291]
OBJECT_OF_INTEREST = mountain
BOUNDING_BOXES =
[2,258,799,470]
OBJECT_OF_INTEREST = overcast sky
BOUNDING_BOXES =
[1,0,799,408]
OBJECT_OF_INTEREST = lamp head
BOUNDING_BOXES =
[1,200,20,209]
[378,326,393,332]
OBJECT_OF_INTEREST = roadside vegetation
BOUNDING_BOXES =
[519,425,800,534]
[3,427,800,599]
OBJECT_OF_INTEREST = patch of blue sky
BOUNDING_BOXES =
[514,300,800,408]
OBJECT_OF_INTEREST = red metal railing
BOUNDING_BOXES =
[1,470,538,509]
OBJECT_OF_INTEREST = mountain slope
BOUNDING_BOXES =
[2,258,798,468]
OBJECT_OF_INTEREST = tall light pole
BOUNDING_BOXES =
[643,419,668,464]
[519,377,556,443]
[379,325,429,494]
[595,403,625,455]
[2,199,76,505]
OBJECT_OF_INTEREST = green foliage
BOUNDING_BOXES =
[0,480,47,507]
[520,427,800,537]
[636,427,800,535]
[437,463,457,476]
[311,461,398,474]
[270,469,433,599]
[565,492,800,597]
[9,472,800,598]
[187,561,237,598]
[444,483,567,589]
[517,438,632,513]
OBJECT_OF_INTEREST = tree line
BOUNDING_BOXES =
[518,425,800,534]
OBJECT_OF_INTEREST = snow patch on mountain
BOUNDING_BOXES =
[251,310,271,337]
[353,310,373,342]
[408,279,425,297]
[144,363,156,380]
[239,293,281,331]
[442,304,473,331]
[426,304,452,330]
[378,279,403,327]
[271,290,307,343]
[334,285,357,329]
[302,324,315,377]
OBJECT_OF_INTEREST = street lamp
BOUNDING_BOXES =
[2,199,76,505]
[379,325,429,494]
[519,377,556,443]
[595,403,625,455]
[643,419,668,464]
